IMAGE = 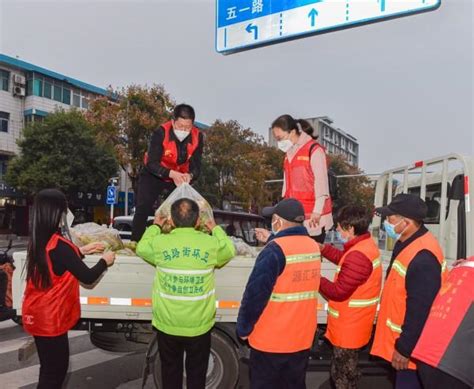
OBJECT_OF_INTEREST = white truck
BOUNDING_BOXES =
[11,153,473,388]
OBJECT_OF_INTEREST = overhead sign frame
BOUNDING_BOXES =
[215,0,441,54]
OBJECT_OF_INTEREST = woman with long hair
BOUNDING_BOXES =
[268,114,333,242]
[22,189,115,388]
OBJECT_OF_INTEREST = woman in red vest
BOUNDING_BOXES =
[271,114,333,243]
[22,189,116,389]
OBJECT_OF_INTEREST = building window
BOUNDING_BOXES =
[53,84,62,102]
[82,96,89,109]
[44,80,52,99]
[62,88,71,105]
[341,137,346,149]
[0,158,7,180]
[0,112,9,132]
[0,70,9,91]
[324,127,330,139]
[73,91,81,107]
[33,78,43,96]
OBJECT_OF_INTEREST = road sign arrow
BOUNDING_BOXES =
[246,23,258,40]
[308,8,319,27]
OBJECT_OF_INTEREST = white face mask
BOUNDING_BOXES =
[277,139,293,153]
[174,130,190,142]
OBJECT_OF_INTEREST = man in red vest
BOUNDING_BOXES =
[131,104,204,242]
[412,257,474,389]
[237,198,321,389]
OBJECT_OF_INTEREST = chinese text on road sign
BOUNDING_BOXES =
[216,0,440,53]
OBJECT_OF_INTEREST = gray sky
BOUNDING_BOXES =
[0,0,472,172]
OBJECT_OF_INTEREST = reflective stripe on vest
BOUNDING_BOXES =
[157,267,213,275]
[159,289,215,301]
[286,253,321,264]
[270,290,318,302]
[386,318,402,333]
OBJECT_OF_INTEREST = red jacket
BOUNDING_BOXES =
[320,233,373,301]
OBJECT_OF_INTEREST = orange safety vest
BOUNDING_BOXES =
[283,140,332,218]
[248,235,321,353]
[325,237,382,349]
[143,121,200,181]
[371,232,448,369]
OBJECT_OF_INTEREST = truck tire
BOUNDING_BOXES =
[90,331,148,352]
[152,330,240,389]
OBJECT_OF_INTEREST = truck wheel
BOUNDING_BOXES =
[90,331,148,352]
[152,330,240,389]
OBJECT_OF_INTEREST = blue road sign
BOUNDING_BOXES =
[216,0,440,54]
[106,185,117,205]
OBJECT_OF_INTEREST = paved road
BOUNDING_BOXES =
[0,320,393,389]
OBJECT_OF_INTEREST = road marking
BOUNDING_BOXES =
[0,347,128,388]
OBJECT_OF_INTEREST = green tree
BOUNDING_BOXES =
[86,84,174,193]
[5,110,118,195]
[328,154,375,212]
[195,120,283,210]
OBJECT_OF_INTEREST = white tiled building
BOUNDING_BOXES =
[0,54,111,234]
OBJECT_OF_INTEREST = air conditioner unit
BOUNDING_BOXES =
[13,86,26,97]
[13,74,26,85]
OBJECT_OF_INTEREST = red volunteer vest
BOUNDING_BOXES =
[22,234,81,336]
[144,121,200,181]
[248,235,321,353]
[326,237,382,349]
[371,232,448,370]
[412,259,474,382]
[283,140,332,218]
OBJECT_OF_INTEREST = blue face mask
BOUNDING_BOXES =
[336,230,349,243]
[384,220,403,240]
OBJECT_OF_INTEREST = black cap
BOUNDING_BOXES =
[262,198,305,223]
[375,193,428,221]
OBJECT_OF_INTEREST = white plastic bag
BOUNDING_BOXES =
[155,183,214,233]
[230,237,260,258]
[70,222,124,251]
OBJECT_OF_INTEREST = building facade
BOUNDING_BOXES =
[268,116,359,167]
[0,54,113,234]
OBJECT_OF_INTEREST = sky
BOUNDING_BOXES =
[0,0,472,173]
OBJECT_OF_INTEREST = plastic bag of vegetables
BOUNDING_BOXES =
[70,222,124,251]
[155,183,214,234]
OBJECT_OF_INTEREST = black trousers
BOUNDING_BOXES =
[157,329,211,389]
[418,361,471,389]
[249,348,310,389]
[34,333,69,389]
[131,169,175,241]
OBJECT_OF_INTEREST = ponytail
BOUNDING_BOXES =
[296,119,318,140]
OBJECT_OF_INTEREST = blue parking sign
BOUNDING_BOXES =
[106,185,117,205]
